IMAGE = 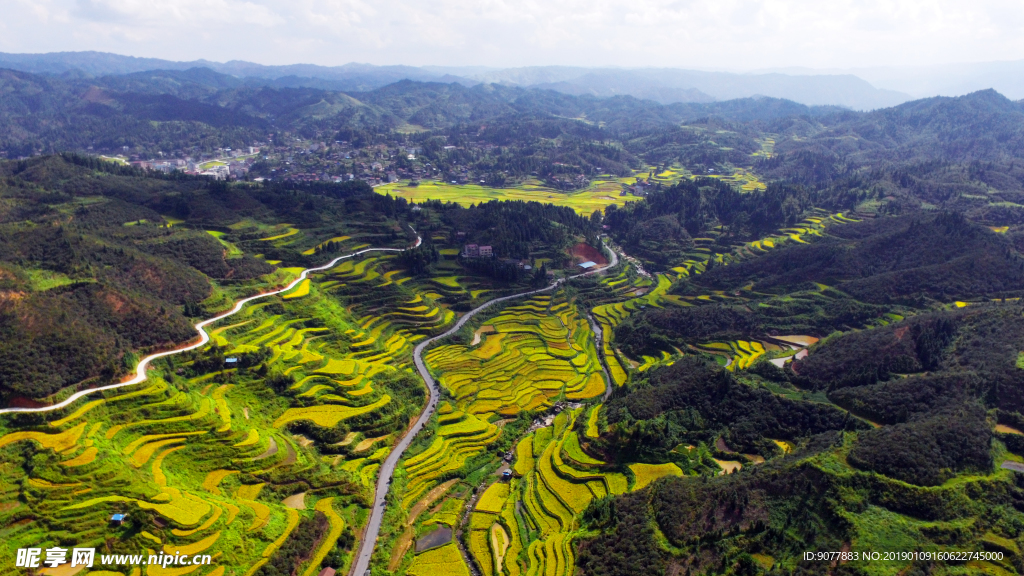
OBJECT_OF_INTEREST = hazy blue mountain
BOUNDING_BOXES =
[758,60,1024,101]
[473,66,910,110]
[0,52,467,92]
[0,51,910,109]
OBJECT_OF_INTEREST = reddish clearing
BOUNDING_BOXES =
[570,243,608,266]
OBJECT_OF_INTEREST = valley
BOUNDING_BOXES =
[3,75,1024,576]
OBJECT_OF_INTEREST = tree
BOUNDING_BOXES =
[532,264,548,287]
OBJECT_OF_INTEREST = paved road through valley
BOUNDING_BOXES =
[350,242,619,576]
[0,228,621,576]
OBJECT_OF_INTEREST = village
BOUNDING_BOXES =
[96,132,667,197]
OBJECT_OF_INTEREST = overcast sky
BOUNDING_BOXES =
[3,0,1024,70]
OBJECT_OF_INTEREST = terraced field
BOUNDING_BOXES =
[425,294,607,417]
[401,406,501,509]
[590,272,674,384]
[459,408,679,576]
[0,201,860,576]
[0,373,353,576]
[384,211,863,575]
[0,233,460,576]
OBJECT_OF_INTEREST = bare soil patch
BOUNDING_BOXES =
[282,492,306,509]
[570,243,608,266]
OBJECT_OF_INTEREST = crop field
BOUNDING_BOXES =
[392,283,661,574]
[0,184,871,576]
[646,166,689,186]
[630,462,684,490]
[588,271,676,385]
[0,229,473,576]
[375,178,640,215]
[752,137,776,158]
[0,374,320,574]
[406,542,470,576]
[637,163,766,192]
[383,211,869,576]
[668,213,846,284]
[401,406,501,509]
[425,294,608,416]
[208,230,244,257]
[708,167,767,192]
[691,340,770,370]
[455,408,680,576]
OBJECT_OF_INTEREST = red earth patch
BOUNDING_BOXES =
[570,243,608,266]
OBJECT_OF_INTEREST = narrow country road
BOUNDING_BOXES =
[587,314,614,402]
[0,232,422,416]
[350,241,620,576]
[587,243,620,402]
[0,226,622,576]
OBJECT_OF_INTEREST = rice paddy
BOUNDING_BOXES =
[0,197,864,576]
[375,178,640,215]
[0,235,470,576]
[443,407,665,576]
[629,462,684,490]
[401,408,501,509]
[425,294,608,418]
[406,542,471,576]
[380,210,865,576]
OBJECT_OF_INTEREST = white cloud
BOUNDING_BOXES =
[1,0,1023,69]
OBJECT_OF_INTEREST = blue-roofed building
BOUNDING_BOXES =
[578,261,597,269]
[225,357,239,365]
[111,513,127,525]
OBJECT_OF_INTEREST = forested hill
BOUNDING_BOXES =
[786,89,1024,164]
[0,154,408,401]
[4,67,1024,222]
[576,213,1024,576]
[0,66,843,158]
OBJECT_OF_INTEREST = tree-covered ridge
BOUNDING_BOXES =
[6,68,1024,576]
[571,211,1024,575]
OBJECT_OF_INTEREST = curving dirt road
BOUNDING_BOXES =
[0,233,421,416]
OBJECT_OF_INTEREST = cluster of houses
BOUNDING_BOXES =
[546,173,591,191]
[129,158,188,172]
[123,147,262,180]
[624,176,665,197]
[459,243,542,272]
[462,244,493,258]
[197,159,253,180]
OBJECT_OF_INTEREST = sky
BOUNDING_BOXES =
[3,0,1024,70]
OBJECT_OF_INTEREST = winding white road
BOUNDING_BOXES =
[0,229,620,576]
[0,234,421,416]
[350,243,619,576]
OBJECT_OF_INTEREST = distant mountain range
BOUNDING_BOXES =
[467,66,910,110]
[0,64,853,158]
[0,51,910,110]
[757,61,1024,101]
